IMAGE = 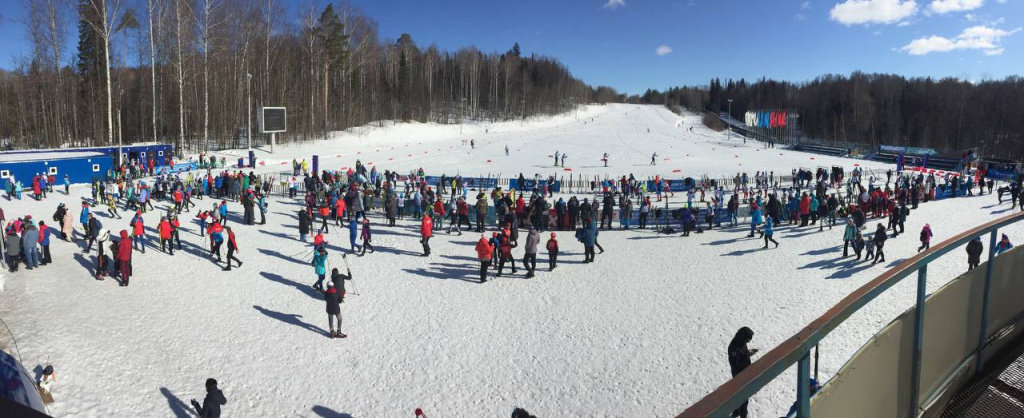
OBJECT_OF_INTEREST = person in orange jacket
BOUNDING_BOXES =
[420,213,433,256]
[334,198,346,226]
[319,204,331,233]
[475,234,493,283]
[158,216,174,255]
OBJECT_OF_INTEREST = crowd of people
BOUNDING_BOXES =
[2,148,1024,418]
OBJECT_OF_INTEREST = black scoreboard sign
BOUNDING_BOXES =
[260,107,287,133]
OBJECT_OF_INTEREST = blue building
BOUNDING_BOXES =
[0,143,173,168]
[0,151,113,186]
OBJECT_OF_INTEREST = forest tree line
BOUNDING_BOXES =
[0,0,621,155]
[636,72,1024,161]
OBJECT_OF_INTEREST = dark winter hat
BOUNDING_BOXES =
[205,378,218,389]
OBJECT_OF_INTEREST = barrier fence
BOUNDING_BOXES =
[678,210,1024,418]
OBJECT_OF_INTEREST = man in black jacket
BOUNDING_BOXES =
[966,238,984,270]
[329,266,353,338]
[600,193,614,229]
[728,327,757,418]
[190,378,227,418]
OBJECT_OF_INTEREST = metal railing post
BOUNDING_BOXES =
[977,229,998,372]
[909,265,928,418]
[798,351,811,418]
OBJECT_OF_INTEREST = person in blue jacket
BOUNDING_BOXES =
[576,218,599,263]
[311,248,328,292]
[762,215,779,249]
[747,202,763,238]
[995,234,1014,255]
[79,202,91,240]
[347,217,360,254]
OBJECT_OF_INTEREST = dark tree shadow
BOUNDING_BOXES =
[159,387,195,418]
[312,405,354,418]
[253,305,328,336]
[260,271,321,300]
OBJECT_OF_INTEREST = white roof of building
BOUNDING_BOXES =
[0,151,107,163]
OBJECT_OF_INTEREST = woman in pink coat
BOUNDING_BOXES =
[61,210,74,241]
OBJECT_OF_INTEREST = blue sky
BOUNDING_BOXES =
[0,0,1020,94]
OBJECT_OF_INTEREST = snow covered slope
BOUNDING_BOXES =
[211,104,889,181]
[0,104,1019,417]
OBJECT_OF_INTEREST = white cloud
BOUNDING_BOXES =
[655,45,673,55]
[603,0,626,9]
[929,0,984,14]
[965,13,977,21]
[898,20,913,26]
[830,0,919,25]
[901,25,1021,55]
[801,1,812,10]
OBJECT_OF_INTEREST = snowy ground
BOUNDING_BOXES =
[1,104,1021,417]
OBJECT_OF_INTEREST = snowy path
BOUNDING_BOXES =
[1,105,1020,417]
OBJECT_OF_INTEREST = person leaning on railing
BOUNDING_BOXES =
[728,327,758,418]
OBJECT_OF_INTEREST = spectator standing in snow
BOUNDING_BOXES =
[872,223,888,264]
[762,216,779,249]
[328,266,353,338]
[966,237,983,270]
[312,248,328,292]
[420,213,433,256]
[190,378,227,418]
[475,234,493,283]
[918,224,933,252]
[223,227,242,271]
[546,232,559,270]
[117,230,133,286]
[728,327,757,418]
[359,218,374,255]
[523,226,539,278]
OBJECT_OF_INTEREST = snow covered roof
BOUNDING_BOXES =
[0,151,106,163]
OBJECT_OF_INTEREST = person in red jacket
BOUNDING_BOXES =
[546,232,559,270]
[223,226,242,271]
[798,193,811,227]
[170,214,182,252]
[319,204,331,233]
[432,197,445,231]
[173,188,184,214]
[420,213,433,256]
[158,216,174,255]
[334,198,346,226]
[475,234,493,283]
[117,230,133,287]
[515,195,526,225]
